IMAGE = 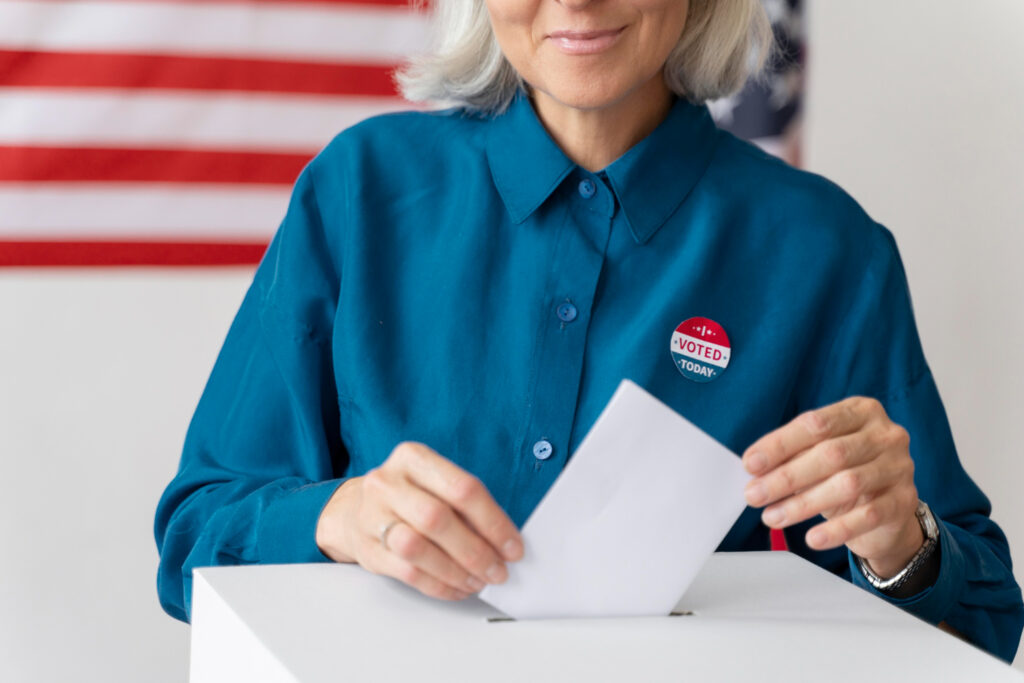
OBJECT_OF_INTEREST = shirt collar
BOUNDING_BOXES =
[486,91,721,245]
[485,91,576,226]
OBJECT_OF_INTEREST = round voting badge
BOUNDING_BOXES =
[670,317,731,383]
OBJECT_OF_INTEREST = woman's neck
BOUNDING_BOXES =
[529,74,675,172]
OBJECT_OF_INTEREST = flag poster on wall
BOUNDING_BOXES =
[0,0,802,268]
[0,0,427,266]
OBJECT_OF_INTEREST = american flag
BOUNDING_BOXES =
[1,0,803,267]
[0,0,429,266]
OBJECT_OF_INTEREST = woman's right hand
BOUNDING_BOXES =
[315,441,524,600]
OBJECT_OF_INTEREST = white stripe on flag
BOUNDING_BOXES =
[0,90,411,152]
[0,183,291,238]
[0,0,429,62]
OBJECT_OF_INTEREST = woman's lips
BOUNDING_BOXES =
[547,27,625,55]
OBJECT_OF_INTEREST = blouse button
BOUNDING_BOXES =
[532,439,554,460]
[557,302,578,322]
[578,179,596,199]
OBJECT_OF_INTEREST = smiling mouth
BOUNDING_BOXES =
[547,27,626,55]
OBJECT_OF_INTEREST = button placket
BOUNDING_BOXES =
[516,173,616,512]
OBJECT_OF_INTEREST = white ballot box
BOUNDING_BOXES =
[190,552,1022,682]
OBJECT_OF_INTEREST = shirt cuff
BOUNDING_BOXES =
[848,517,964,624]
[257,478,346,564]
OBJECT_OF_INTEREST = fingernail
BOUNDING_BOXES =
[745,451,767,475]
[745,482,768,507]
[502,538,523,561]
[485,563,507,584]
[762,507,785,527]
[807,529,827,548]
[465,576,486,592]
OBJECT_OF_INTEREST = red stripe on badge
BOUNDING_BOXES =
[0,146,312,185]
[0,240,268,267]
[0,50,402,98]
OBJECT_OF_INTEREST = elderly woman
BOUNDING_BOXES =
[155,0,1023,662]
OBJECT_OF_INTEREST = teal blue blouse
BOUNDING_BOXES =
[154,92,1023,661]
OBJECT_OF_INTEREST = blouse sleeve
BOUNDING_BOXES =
[798,222,1024,662]
[153,160,349,622]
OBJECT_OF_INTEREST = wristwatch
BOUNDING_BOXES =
[854,500,939,594]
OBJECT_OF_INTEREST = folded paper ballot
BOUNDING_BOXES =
[479,378,752,619]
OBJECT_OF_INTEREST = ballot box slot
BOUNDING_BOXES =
[485,611,696,623]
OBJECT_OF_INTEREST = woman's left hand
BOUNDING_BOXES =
[742,396,923,577]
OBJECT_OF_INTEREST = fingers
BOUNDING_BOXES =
[753,427,913,527]
[745,431,873,508]
[370,528,473,601]
[394,442,524,562]
[384,476,509,585]
[742,396,880,476]
[740,398,921,571]
[382,521,486,595]
[348,441,524,603]
[758,462,886,529]
[804,484,919,554]
[348,508,483,600]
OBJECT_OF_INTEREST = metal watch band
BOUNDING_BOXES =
[854,500,939,593]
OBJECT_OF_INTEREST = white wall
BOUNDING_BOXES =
[1,2,1023,679]
[0,270,251,681]
[804,0,1024,667]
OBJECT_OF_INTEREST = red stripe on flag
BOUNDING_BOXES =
[0,50,402,98]
[0,146,312,185]
[133,0,416,6]
[0,241,268,267]
[31,0,420,8]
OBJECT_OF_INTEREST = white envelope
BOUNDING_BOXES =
[479,378,752,619]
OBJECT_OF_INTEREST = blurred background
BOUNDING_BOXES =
[1,0,1022,680]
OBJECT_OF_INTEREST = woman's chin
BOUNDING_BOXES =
[530,81,635,114]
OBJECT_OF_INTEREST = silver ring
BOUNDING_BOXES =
[379,520,402,552]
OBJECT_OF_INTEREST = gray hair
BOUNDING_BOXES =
[396,0,775,115]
